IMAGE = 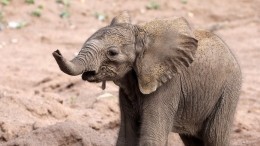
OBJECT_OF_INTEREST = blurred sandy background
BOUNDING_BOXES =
[0,0,259,145]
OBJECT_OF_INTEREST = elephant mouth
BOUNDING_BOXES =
[82,67,116,82]
[82,71,100,82]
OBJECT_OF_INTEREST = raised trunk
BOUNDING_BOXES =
[52,50,86,76]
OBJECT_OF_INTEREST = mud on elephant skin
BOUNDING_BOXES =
[53,12,242,146]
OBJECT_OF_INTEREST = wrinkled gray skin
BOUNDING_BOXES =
[53,12,242,146]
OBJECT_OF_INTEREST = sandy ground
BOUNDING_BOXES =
[0,0,259,145]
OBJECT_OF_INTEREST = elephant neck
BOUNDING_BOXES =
[114,70,142,101]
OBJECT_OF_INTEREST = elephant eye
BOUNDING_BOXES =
[107,47,119,57]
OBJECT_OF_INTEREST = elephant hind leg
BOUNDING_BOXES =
[202,87,240,146]
[179,134,204,146]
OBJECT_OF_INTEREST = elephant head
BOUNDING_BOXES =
[53,12,198,94]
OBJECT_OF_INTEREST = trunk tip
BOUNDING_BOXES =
[52,49,63,59]
[55,49,61,55]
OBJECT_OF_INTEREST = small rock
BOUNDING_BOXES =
[8,21,27,29]
[34,90,40,95]
[8,21,20,29]
[97,93,115,100]
[89,123,101,130]
[11,38,18,44]
[70,24,76,29]
[32,122,44,130]
[188,12,194,18]
[234,128,242,133]
[140,8,146,14]
[94,13,107,22]
[106,120,119,129]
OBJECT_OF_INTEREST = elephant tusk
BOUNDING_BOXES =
[102,81,106,90]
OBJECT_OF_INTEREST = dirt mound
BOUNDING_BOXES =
[3,121,112,146]
[0,84,119,145]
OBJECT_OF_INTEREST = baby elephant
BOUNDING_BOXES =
[53,12,241,146]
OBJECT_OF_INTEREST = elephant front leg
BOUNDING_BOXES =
[116,113,139,146]
[139,99,175,146]
[116,89,140,146]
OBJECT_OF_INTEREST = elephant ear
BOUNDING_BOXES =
[110,11,131,25]
[135,17,198,94]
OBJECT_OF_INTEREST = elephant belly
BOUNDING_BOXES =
[171,121,202,136]
[171,71,224,136]
[172,102,211,136]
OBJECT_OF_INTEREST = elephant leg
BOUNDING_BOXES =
[179,134,204,146]
[116,89,139,146]
[138,110,172,146]
[117,114,139,146]
[138,80,181,146]
[202,88,239,146]
[138,98,177,146]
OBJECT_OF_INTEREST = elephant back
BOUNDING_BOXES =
[139,17,195,38]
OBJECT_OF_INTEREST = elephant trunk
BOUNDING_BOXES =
[52,50,86,76]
